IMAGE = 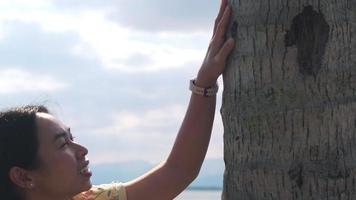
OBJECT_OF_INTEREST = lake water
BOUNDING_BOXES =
[175,190,222,200]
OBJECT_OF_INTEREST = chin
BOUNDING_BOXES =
[83,180,93,190]
[77,179,93,193]
[71,182,92,198]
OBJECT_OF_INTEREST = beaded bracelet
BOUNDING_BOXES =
[189,79,219,97]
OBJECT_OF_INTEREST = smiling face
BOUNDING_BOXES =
[30,112,92,198]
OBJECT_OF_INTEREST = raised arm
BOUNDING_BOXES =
[123,1,235,199]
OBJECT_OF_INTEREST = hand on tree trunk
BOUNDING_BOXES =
[196,0,235,88]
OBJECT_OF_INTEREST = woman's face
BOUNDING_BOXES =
[30,112,92,198]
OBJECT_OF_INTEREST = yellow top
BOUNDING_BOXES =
[72,182,127,200]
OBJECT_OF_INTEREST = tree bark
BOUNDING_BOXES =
[221,0,356,199]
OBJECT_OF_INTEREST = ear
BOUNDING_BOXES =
[9,166,35,189]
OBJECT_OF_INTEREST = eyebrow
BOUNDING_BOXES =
[53,128,72,143]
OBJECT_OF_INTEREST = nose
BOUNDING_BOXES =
[73,142,88,159]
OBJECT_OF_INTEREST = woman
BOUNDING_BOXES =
[0,0,235,199]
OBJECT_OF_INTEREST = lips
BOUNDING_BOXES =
[79,160,92,176]
[80,165,89,174]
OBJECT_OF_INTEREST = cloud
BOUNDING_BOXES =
[52,0,219,32]
[72,105,185,164]
[0,0,50,8]
[75,98,225,164]
[0,21,101,75]
[51,0,111,10]
[109,0,219,32]
[0,9,208,73]
[94,105,185,135]
[0,68,67,94]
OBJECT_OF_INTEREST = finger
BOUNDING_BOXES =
[215,38,235,63]
[210,6,232,54]
[215,5,232,41]
[213,0,229,35]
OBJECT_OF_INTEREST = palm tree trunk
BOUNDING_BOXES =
[221,0,356,199]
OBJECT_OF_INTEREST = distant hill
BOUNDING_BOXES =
[91,158,224,189]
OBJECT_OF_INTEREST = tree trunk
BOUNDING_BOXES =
[221,0,356,199]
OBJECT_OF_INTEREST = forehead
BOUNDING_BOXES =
[35,113,68,140]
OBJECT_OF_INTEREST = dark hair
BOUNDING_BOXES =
[0,105,49,200]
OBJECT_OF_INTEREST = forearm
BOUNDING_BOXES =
[124,93,217,200]
[164,1,234,183]
[166,89,216,179]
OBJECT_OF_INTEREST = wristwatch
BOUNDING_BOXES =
[189,79,219,97]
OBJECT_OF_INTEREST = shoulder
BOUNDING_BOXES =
[73,182,127,200]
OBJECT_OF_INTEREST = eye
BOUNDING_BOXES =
[60,141,69,148]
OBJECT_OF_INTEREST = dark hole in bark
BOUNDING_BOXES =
[284,5,330,77]
[235,136,240,141]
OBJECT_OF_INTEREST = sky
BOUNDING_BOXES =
[0,0,226,166]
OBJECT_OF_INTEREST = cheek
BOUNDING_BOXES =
[51,149,77,171]
[40,148,78,177]
[34,123,89,194]
[35,149,80,193]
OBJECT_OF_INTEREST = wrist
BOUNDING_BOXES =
[195,75,217,88]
